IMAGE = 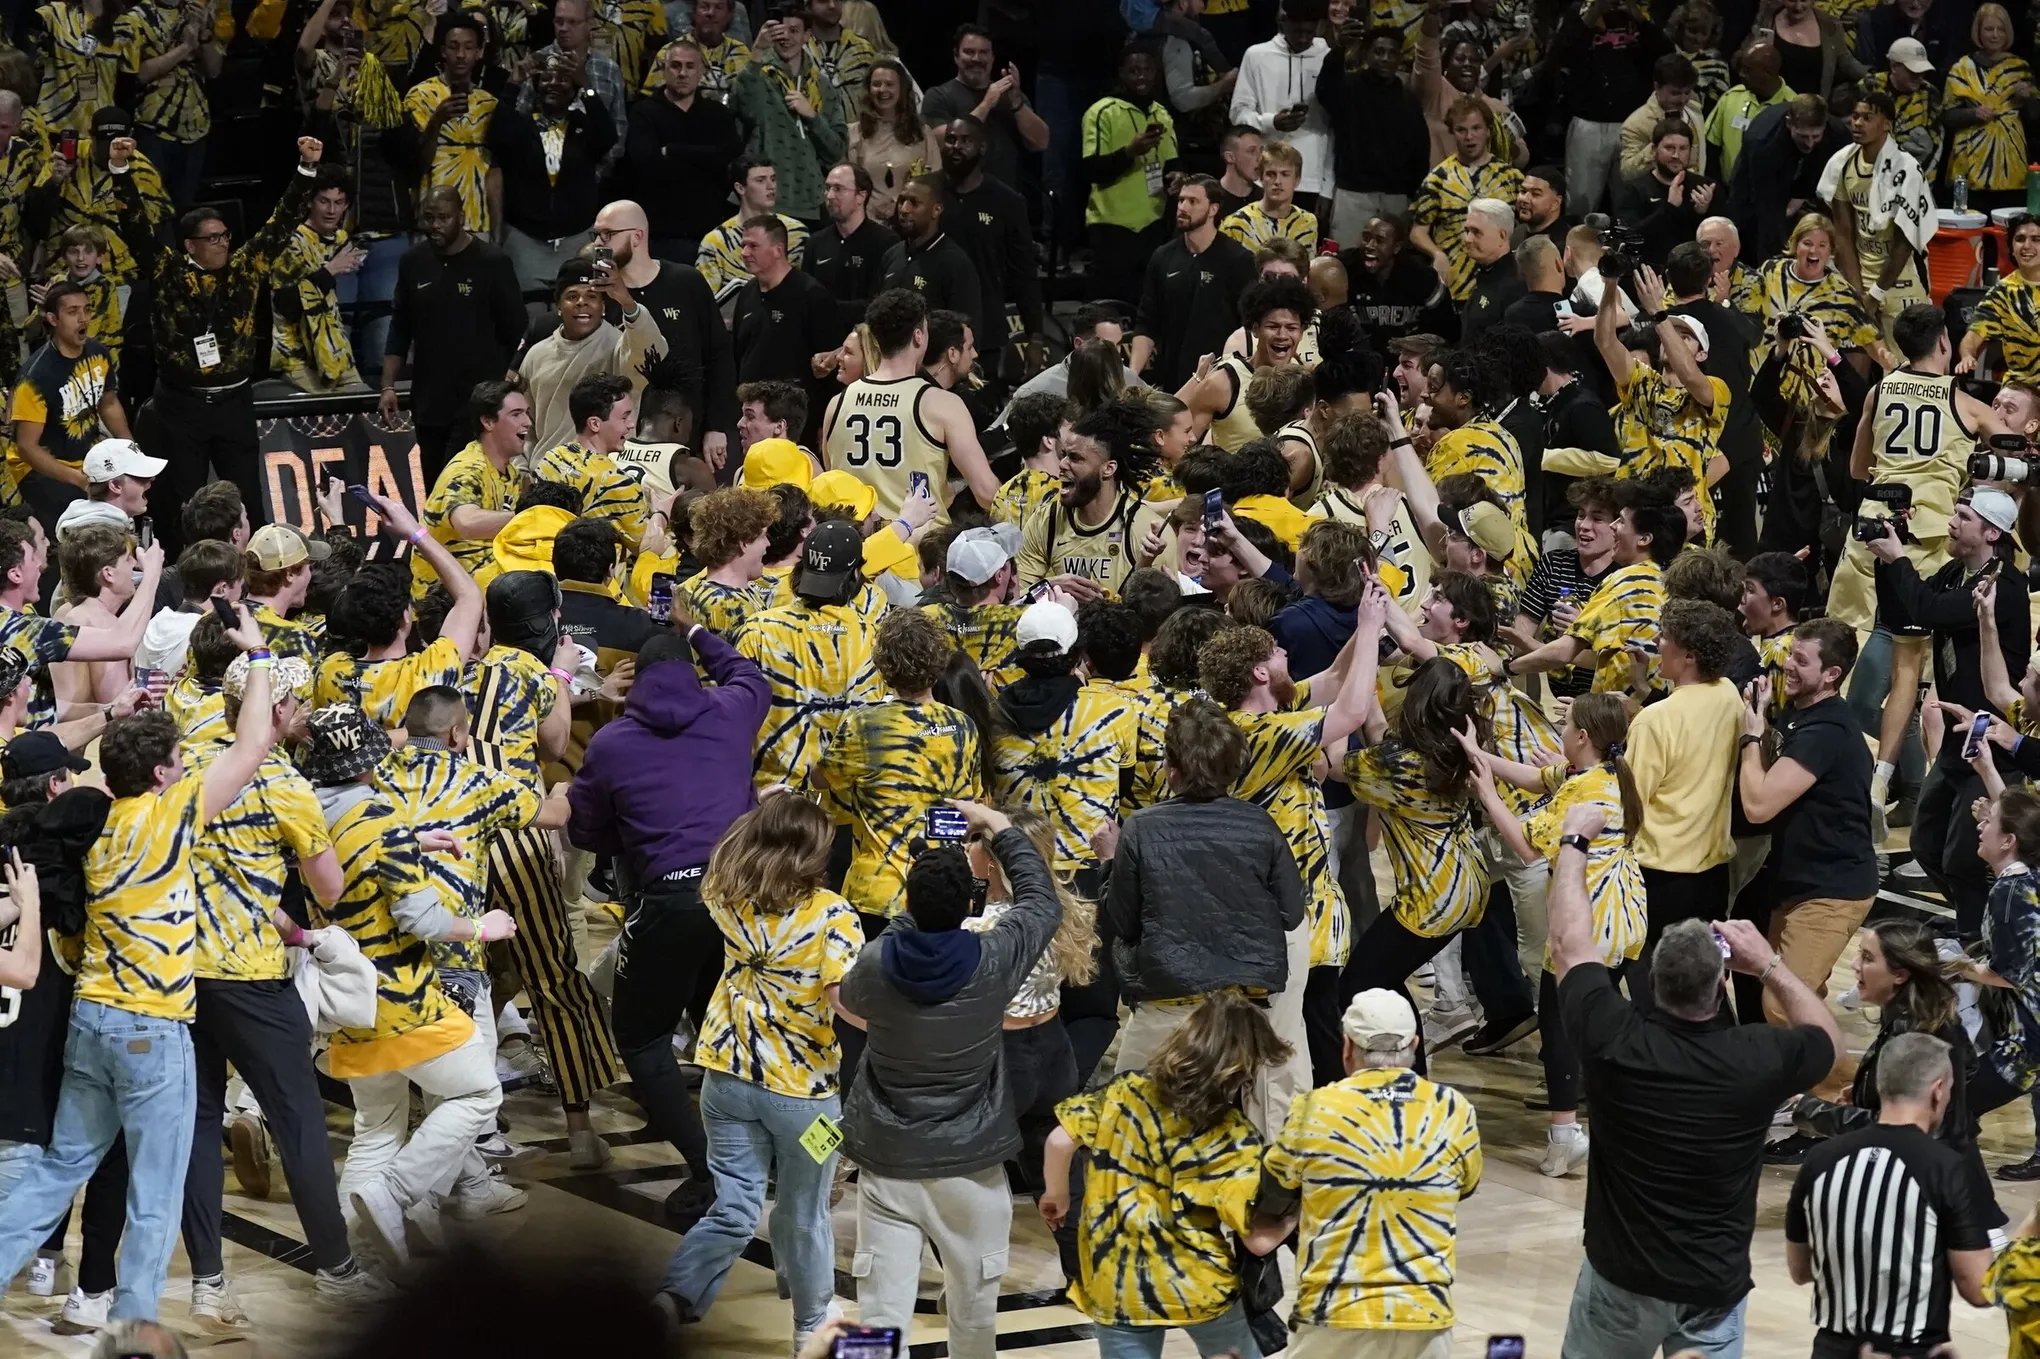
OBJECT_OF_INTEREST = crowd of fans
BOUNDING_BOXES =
[14,0,2040,1355]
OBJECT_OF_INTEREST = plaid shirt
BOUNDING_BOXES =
[519,44,627,167]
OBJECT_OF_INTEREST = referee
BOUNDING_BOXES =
[111,134,326,560]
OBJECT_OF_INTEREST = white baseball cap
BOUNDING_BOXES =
[946,523,1021,585]
[83,438,167,484]
[54,499,131,538]
[1016,599,1078,655]
[1887,36,1934,73]
[1341,989,1420,1051]
[1972,487,2020,538]
[1665,315,1710,355]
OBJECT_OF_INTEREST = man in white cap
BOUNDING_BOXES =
[923,523,1024,687]
[1873,37,1943,178]
[1264,986,1482,1359]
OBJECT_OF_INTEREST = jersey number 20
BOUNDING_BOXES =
[843,413,904,468]
[1881,401,1943,461]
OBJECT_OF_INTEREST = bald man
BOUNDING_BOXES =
[1308,254,1348,311]
[592,199,734,469]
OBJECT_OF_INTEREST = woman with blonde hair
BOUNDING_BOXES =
[656,791,865,1350]
[1749,212,1883,368]
[848,57,939,220]
[1040,991,1295,1359]
[1946,2,2039,212]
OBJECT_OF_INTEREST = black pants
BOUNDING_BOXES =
[41,1135,127,1294]
[1004,1020,1081,1281]
[1301,965,1346,1087]
[610,871,720,1180]
[1635,863,1732,1013]
[1463,880,1536,1022]
[1061,864,1118,1084]
[1915,759,1989,942]
[18,469,77,600]
[135,383,262,561]
[1713,453,1761,559]
[1338,913,1456,1076]
[181,977,352,1276]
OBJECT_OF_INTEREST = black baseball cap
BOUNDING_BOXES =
[3,731,90,781]
[794,522,864,601]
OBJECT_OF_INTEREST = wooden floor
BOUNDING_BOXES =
[3,874,2034,1359]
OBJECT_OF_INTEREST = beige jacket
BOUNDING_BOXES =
[1619,95,1708,178]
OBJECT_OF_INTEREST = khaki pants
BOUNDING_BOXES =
[1289,1324,1452,1359]
[1826,529,1947,633]
[1765,893,1875,1100]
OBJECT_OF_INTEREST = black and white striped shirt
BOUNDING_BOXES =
[1786,1123,1988,1354]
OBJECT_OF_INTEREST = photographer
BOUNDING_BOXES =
[1861,486,2028,943]
[1750,314,1871,586]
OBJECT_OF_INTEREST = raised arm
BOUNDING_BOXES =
[200,605,275,823]
[244,137,326,270]
[1548,802,1604,979]
[1320,579,1388,751]
[1595,263,1635,389]
[1378,388,1446,557]
[1977,577,2022,712]
[67,543,164,661]
[360,485,484,661]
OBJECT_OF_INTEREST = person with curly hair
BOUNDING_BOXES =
[1013,397,1171,600]
[1179,274,1318,452]
[680,488,779,637]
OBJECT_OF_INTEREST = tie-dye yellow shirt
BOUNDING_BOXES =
[735,599,883,790]
[77,774,206,1019]
[183,739,332,982]
[1231,706,1346,967]
[1947,53,2035,192]
[697,887,863,1098]
[817,698,982,917]
[315,635,467,728]
[35,2,122,133]
[990,681,1134,873]
[1567,559,1665,697]
[992,466,1059,529]
[1526,763,1646,971]
[1966,274,2040,387]
[533,439,650,547]
[403,78,499,234]
[1341,741,1489,938]
[680,572,771,638]
[923,601,1025,689]
[1412,156,1523,303]
[1614,361,1729,538]
[1425,420,1536,583]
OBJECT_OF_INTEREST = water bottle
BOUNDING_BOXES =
[2027,163,2040,216]
[1954,175,1969,213]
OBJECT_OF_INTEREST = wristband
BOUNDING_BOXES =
[246,648,273,664]
[1390,436,1412,449]
[1739,732,1763,748]
[1558,833,1591,855]
[281,923,307,949]
[548,666,575,685]
[1759,954,1784,984]
[407,528,426,545]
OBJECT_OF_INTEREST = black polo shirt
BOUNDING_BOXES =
[804,216,900,332]
[1460,256,1525,345]
[1132,230,1258,392]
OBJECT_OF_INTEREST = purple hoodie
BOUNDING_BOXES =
[568,628,770,879]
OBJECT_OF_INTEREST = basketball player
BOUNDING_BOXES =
[1834,302,2003,812]
[820,289,1000,529]
[1013,397,1171,599]
[1177,274,1318,451]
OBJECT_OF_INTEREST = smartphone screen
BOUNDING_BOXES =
[647,572,676,624]
[925,807,970,842]
[347,484,375,506]
[908,470,931,500]
[1963,711,1992,761]
[209,596,238,631]
[1202,487,1224,531]
[1486,1338,1525,1359]
[134,515,153,550]
[832,1327,902,1359]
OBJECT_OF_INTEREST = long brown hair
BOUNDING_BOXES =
[1396,657,1488,797]
[1568,692,1644,845]
[999,805,1097,986]
[1869,919,1960,1035]
[858,58,925,146]
[1148,991,1293,1130]
[702,792,833,916]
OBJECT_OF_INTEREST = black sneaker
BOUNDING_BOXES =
[1463,1011,1539,1056]
[1998,1154,2040,1182]
[1763,1133,1820,1165]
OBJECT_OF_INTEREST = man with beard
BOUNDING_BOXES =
[920,25,1050,193]
[1129,175,1256,392]
[878,180,985,351]
[1014,397,1172,601]
[1515,166,1571,252]
[936,115,1040,384]
[1343,216,1449,351]
[591,199,733,472]
[381,189,526,483]
[1180,273,1315,451]
[805,163,898,331]
[1316,23,1431,246]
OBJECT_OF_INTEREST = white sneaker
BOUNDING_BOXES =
[1895,858,1931,884]
[496,1035,554,1092]
[404,1198,447,1254]
[314,1263,395,1305]
[50,1287,110,1335]
[476,1130,544,1170]
[349,1181,412,1274]
[190,1275,249,1333]
[568,1127,612,1170]
[26,1253,67,1298]
[1422,1005,1480,1050]
[1540,1125,1590,1178]
[447,1166,529,1219]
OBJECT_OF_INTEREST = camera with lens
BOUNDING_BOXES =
[1854,482,1915,544]
[1776,312,1809,342]
[1969,432,2037,485]
[1582,212,1646,281]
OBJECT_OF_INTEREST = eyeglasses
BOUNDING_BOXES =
[189,230,231,245]
[591,227,633,242]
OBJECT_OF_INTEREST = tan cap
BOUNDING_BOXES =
[1448,501,1516,560]
[1341,989,1419,1051]
[247,524,331,572]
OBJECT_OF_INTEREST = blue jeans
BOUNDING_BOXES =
[1091,1302,1261,1359]
[335,233,409,380]
[661,1070,838,1337]
[0,1000,196,1321]
[1560,1259,1748,1359]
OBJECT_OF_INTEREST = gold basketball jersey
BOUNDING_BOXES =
[1311,484,1431,616]
[823,375,952,525]
[1867,368,1973,538]
[1207,355,1264,452]
[1275,419,1324,508]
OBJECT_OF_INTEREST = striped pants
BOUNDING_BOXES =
[488,823,621,1106]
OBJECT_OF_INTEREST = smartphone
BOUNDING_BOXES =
[134,515,152,550]
[1487,1339,1526,1359]
[908,470,931,500]
[1962,711,1992,761]
[209,596,239,631]
[646,571,676,624]
[1202,487,1224,532]
[591,245,614,272]
[832,1327,902,1359]
[925,806,970,842]
[58,130,75,163]
[1554,299,1576,320]
[1712,929,1732,959]
[347,484,375,507]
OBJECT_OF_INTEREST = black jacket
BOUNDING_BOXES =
[623,91,745,245]
[880,233,985,341]
[1315,51,1431,196]
[1613,169,1702,268]
[939,173,1043,354]
[1727,104,1851,262]
[487,91,616,239]
[805,216,900,333]
[1134,230,1258,391]
[1103,797,1305,1001]
[1877,552,2032,769]
[387,236,528,426]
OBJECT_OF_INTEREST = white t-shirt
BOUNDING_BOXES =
[1571,270,1638,323]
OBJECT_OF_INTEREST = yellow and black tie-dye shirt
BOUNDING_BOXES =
[735,600,882,790]
[1750,258,1878,362]
[270,226,358,390]
[183,739,332,982]
[1219,200,1321,255]
[697,886,863,1098]
[534,440,650,547]
[34,2,122,133]
[1057,1072,1267,1327]
[374,741,539,973]
[589,0,666,89]
[992,466,1059,529]
[1231,706,1347,968]
[319,786,472,1076]
[403,78,499,234]
[9,340,115,483]
[1267,1069,1483,1330]
[923,601,1025,690]
[1567,559,1665,697]
[77,775,207,1020]
[818,698,982,916]
[1526,763,1646,970]
[1614,362,1729,539]
[1948,54,2035,192]
[417,441,519,599]
[256,603,324,667]
[463,645,557,790]
[166,674,227,746]
[1425,419,1536,583]
[1342,741,1489,938]
[1966,274,2040,387]
[808,30,876,101]
[697,211,809,302]
[680,572,771,638]
[0,608,78,732]
[313,634,465,726]
[1860,69,1943,177]
[1435,644,1559,818]
[1096,671,1171,810]
[1411,156,1523,303]
[990,682,1133,873]
[1754,629,1794,719]
[118,0,211,142]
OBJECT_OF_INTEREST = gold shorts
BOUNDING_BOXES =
[1825,529,1947,634]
